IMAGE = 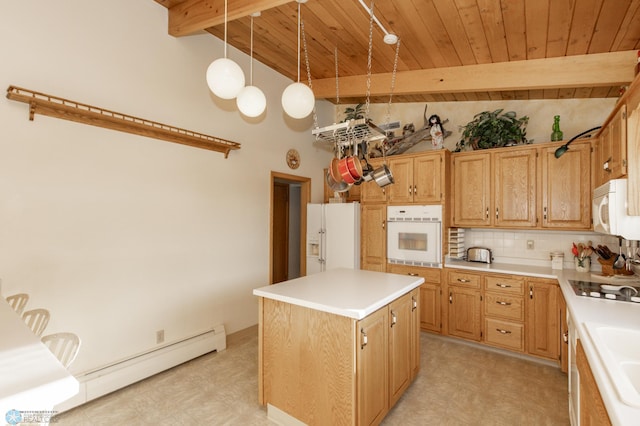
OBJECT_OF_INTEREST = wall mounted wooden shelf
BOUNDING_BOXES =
[6,86,241,158]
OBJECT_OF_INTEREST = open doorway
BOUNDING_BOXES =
[270,171,311,284]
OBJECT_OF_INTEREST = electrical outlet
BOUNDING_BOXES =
[156,330,165,344]
[527,240,535,250]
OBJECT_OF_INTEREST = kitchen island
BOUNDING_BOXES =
[253,268,424,426]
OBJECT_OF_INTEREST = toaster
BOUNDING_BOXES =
[466,247,493,264]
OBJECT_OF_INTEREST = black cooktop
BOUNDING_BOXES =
[568,279,640,303]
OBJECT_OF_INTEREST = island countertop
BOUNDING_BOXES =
[253,268,424,320]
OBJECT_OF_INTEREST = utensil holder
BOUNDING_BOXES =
[574,256,590,273]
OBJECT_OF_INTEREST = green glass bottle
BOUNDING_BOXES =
[551,115,563,141]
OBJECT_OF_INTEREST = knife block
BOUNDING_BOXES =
[597,257,634,276]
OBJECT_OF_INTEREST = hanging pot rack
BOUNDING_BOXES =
[6,86,241,158]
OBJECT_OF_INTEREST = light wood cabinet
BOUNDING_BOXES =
[594,104,627,188]
[444,269,482,342]
[388,289,420,407]
[540,140,592,229]
[483,274,525,352]
[526,277,560,360]
[577,340,612,425]
[259,284,420,426]
[493,148,538,227]
[360,158,389,204]
[387,264,441,334]
[452,153,491,226]
[357,288,420,424]
[560,291,568,374]
[452,147,537,228]
[361,204,386,272]
[357,305,389,425]
[387,152,443,204]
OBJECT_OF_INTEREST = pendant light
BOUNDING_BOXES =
[281,0,315,119]
[237,13,266,117]
[206,0,245,99]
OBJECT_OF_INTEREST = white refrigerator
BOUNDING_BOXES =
[306,202,361,275]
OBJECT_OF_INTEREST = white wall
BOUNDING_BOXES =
[0,0,333,374]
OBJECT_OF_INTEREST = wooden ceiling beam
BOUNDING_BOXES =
[311,51,638,99]
[167,0,293,36]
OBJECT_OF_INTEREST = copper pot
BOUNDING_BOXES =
[338,157,357,184]
[329,157,343,184]
[346,156,364,181]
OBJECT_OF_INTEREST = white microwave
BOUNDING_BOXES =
[593,178,640,240]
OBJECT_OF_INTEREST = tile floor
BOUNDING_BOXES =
[54,328,570,425]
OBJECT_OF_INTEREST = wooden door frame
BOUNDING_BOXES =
[270,171,311,284]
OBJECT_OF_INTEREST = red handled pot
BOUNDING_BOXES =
[338,157,357,184]
[346,156,364,182]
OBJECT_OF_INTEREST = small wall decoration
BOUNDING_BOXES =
[428,114,445,149]
[286,149,300,169]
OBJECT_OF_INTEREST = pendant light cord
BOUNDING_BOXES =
[223,0,228,58]
[249,15,254,85]
[297,1,301,83]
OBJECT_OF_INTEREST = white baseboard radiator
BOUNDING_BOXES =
[56,324,226,413]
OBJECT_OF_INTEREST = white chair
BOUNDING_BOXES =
[41,332,81,369]
[5,293,29,315]
[22,308,51,337]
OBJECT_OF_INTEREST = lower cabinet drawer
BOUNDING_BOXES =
[484,293,524,321]
[485,318,524,352]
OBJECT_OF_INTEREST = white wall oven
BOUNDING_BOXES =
[387,205,442,267]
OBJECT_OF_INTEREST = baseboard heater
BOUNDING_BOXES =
[55,324,226,413]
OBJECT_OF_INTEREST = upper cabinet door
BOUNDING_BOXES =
[387,157,414,203]
[413,154,442,203]
[493,148,537,227]
[453,153,491,227]
[541,141,591,229]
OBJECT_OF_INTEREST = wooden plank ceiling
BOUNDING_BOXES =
[155,0,640,103]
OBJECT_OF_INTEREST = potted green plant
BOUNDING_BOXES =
[455,109,530,151]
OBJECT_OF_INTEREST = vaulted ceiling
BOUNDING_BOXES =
[155,0,640,103]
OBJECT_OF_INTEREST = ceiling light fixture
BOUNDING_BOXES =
[281,0,315,119]
[237,13,266,117]
[206,0,245,99]
[358,0,398,45]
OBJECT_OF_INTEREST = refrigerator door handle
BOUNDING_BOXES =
[319,229,326,265]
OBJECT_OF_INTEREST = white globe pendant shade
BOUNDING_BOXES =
[206,57,245,100]
[281,82,315,119]
[236,85,267,117]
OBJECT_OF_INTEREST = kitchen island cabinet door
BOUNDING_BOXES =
[526,278,559,360]
[388,290,415,408]
[540,141,591,229]
[361,204,386,272]
[357,306,389,426]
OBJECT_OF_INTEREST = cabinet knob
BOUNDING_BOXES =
[360,328,368,349]
[413,186,417,195]
[486,207,489,219]
[390,310,397,327]
[496,207,499,219]
[408,186,412,196]
[496,300,512,306]
[496,283,512,288]
[457,278,470,283]
[603,157,612,173]
[449,292,453,304]
[496,328,512,334]
[412,296,418,311]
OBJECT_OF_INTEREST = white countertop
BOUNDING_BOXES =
[0,300,79,420]
[445,259,640,425]
[253,268,424,320]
